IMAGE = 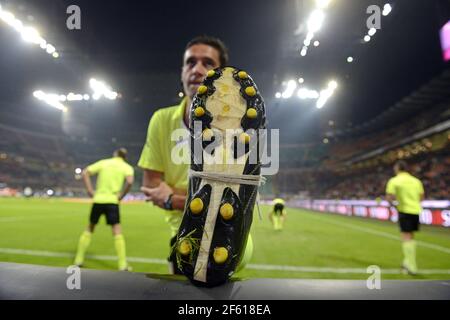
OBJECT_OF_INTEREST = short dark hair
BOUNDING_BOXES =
[185,35,229,67]
[115,148,128,160]
[394,160,408,171]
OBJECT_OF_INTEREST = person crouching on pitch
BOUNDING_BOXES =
[269,198,287,231]
[74,148,134,271]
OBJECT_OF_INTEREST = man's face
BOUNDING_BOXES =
[181,44,221,99]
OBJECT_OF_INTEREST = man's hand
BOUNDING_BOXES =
[141,182,173,209]
[87,189,94,198]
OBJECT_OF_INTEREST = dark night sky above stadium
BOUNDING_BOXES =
[0,0,449,143]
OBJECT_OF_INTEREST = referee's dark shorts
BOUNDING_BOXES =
[89,203,120,225]
[398,212,420,232]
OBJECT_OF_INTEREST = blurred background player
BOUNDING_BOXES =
[74,148,134,271]
[385,160,425,275]
[139,35,253,273]
[269,198,287,231]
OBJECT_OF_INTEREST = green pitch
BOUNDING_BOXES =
[0,197,449,280]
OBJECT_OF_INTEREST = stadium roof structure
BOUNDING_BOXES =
[331,68,450,138]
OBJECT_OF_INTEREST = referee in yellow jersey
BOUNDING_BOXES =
[74,148,134,271]
[385,160,425,275]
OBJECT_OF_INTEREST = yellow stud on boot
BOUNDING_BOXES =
[238,71,248,79]
[197,85,208,95]
[213,247,229,264]
[244,86,256,97]
[202,128,214,141]
[178,240,192,256]
[246,108,257,119]
[190,198,204,214]
[239,132,251,144]
[194,107,205,117]
[220,203,234,220]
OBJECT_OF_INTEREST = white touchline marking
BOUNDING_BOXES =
[0,247,449,274]
[306,213,450,255]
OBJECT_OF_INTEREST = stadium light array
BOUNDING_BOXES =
[347,56,354,63]
[382,3,392,16]
[0,4,60,58]
[33,90,67,112]
[298,88,319,99]
[281,80,297,99]
[275,77,338,108]
[33,78,119,110]
[299,0,332,57]
[89,78,118,100]
[316,80,338,109]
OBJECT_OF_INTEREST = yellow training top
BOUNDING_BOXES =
[386,172,424,214]
[138,99,190,235]
[138,98,189,192]
[272,198,285,206]
[87,157,134,204]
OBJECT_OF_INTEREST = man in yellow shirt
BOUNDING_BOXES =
[269,198,287,231]
[74,148,134,271]
[138,36,253,275]
[386,160,425,275]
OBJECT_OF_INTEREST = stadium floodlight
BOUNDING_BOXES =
[323,138,329,144]
[347,56,354,63]
[364,35,371,42]
[275,92,282,99]
[89,78,118,100]
[368,28,377,36]
[328,80,338,90]
[52,52,59,58]
[300,47,307,56]
[300,2,331,57]
[83,94,90,100]
[178,91,184,98]
[45,44,55,54]
[383,3,392,16]
[21,26,41,44]
[315,0,331,9]
[315,81,338,108]
[297,88,319,99]
[39,39,46,49]
[298,77,304,84]
[46,189,54,196]
[0,6,60,58]
[298,88,308,99]
[33,90,68,112]
[308,10,325,34]
[281,80,297,99]
[75,168,82,174]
